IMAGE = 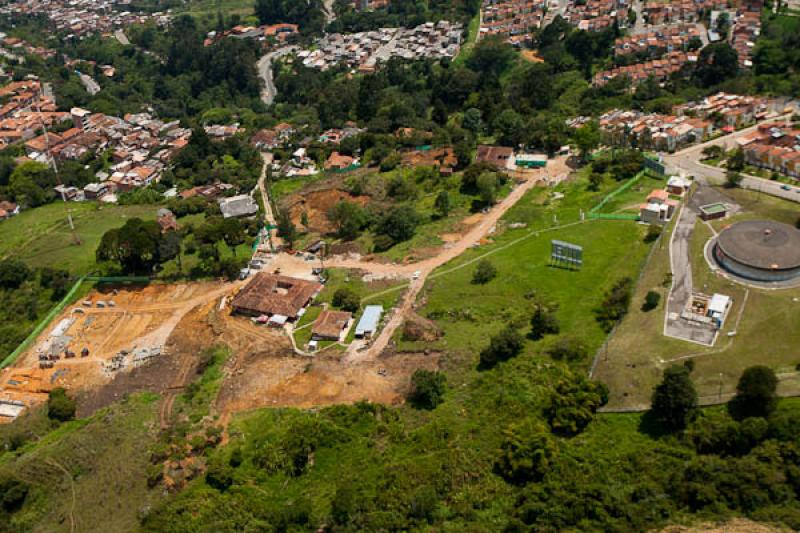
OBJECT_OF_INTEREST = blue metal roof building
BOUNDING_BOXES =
[355,305,383,338]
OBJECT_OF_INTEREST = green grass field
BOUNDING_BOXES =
[0,202,162,274]
[397,173,651,366]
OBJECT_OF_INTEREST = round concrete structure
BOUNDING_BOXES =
[714,220,800,282]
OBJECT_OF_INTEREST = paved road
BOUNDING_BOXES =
[663,204,718,345]
[257,46,297,105]
[663,113,800,203]
[114,29,130,46]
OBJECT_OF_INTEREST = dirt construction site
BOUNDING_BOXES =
[0,156,568,425]
[0,275,438,424]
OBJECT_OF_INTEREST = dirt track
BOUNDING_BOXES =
[334,158,570,363]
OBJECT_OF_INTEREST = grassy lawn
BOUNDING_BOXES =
[597,173,666,214]
[178,0,255,20]
[596,188,800,409]
[0,202,163,275]
[404,171,652,369]
[0,393,163,532]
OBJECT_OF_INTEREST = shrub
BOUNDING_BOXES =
[479,326,524,369]
[496,419,556,484]
[644,224,662,243]
[379,205,420,243]
[642,290,661,311]
[47,387,76,422]
[546,375,609,436]
[332,288,360,313]
[729,365,778,420]
[548,336,587,362]
[0,476,29,512]
[408,369,446,410]
[529,303,559,340]
[206,459,234,491]
[594,277,633,332]
[471,260,497,284]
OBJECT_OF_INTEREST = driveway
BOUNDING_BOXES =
[663,186,741,346]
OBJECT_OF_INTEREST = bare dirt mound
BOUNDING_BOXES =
[401,312,443,342]
[217,351,441,412]
[284,189,369,234]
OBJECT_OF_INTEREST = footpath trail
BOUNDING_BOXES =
[340,159,569,364]
[256,151,282,248]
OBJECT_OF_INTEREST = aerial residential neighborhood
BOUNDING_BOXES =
[0,0,799,531]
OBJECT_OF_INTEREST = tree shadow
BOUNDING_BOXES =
[637,410,672,439]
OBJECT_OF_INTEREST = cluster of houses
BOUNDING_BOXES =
[729,4,761,68]
[230,271,383,345]
[641,0,731,26]
[298,21,463,72]
[40,108,192,202]
[479,0,545,46]
[203,23,299,47]
[348,0,391,11]
[739,122,800,179]
[568,93,781,152]
[565,0,630,32]
[614,24,702,57]
[590,109,713,152]
[673,92,780,132]
[0,34,56,70]
[0,80,65,150]
[0,0,170,39]
[639,175,692,225]
[593,51,696,88]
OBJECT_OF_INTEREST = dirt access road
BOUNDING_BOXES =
[332,158,570,364]
[256,151,282,248]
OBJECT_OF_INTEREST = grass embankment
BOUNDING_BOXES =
[597,186,800,409]
[0,394,162,532]
[0,202,160,274]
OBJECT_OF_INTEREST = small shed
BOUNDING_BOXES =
[355,305,383,339]
[699,202,727,221]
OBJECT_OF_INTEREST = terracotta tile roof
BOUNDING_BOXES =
[231,273,322,319]
[312,310,352,339]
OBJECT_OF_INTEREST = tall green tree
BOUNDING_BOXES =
[96,218,164,275]
[650,364,698,431]
[729,366,779,420]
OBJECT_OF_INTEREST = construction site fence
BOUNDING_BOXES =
[587,168,662,221]
[1,275,87,369]
[1,275,151,369]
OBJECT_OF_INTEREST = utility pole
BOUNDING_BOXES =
[34,86,81,245]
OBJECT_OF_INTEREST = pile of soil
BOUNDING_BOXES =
[284,189,369,234]
[401,313,443,342]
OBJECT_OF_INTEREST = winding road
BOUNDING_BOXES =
[257,46,297,105]
[663,113,800,203]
